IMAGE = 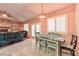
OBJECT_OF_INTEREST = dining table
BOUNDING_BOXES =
[38,33,65,56]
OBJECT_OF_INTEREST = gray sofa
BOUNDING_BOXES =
[0,31,25,47]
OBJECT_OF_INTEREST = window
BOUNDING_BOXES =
[24,23,29,31]
[48,18,55,32]
[60,16,66,32]
[32,24,35,37]
[32,23,41,37]
[56,16,66,32]
[48,14,67,33]
[36,24,40,32]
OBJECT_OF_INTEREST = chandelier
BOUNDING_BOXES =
[39,3,46,20]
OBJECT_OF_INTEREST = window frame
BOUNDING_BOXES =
[47,14,68,34]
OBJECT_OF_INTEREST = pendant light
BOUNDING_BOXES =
[39,3,46,20]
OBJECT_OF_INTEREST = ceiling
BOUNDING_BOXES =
[0,3,74,22]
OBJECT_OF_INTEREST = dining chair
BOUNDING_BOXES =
[60,34,77,56]
[38,34,47,52]
[47,39,58,56]
[35,32,40,45]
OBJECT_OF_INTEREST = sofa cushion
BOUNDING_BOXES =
[15,32,23,38]
[0,41,8,46]
[5,32,15,39]
[4,32,15,42]
[0,33,4,41]
[15,32,24,41]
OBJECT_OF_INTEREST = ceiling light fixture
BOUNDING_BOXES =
[2,14,8,17]
[39,3,46,20]
[0,11,14,20]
